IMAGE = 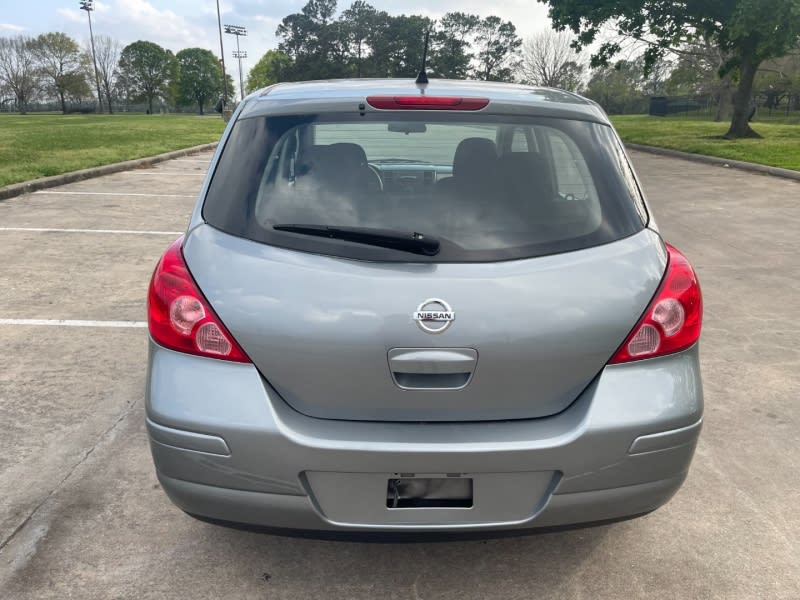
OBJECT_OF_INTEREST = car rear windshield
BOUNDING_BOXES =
[203,112,646,262]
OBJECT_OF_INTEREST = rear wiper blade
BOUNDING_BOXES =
[273,224,440,256]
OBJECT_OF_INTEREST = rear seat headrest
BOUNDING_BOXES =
[327,143,368,167]
[497,152,556,202]
[453,138,497,178]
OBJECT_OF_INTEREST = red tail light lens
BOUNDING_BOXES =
[609,243,702,364]
[147,238,250,363]
[366,96,490,110]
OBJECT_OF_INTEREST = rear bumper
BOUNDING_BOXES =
[157,472,688,534]
[146,341,703,532]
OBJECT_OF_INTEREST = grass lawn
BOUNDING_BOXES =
[611,115,800,172]
[0,114,225,187]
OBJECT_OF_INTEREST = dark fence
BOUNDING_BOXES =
[584,95,650,116]
[594,93,800,121]
[0,99,219,115]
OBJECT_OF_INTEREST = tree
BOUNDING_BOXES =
[277,0,348,80]
[32,32,86,114]
[165,50,181,107]
[431,13,480,79]
[585,60,648,114]
[340,1,378,77]
[53,69,91,107]
[117,41,176,113]
[518,29,585,90]
[246,50,293,91]
[93,35,121,114]
[753,52,800,114]
[0,36,38,113]
[662,41,730,120]
[473,16,522,81]
[638,55,671,97]
[176,48,221,114]
[539,0,800,138]
[372,14,433,78]
[273,2,526,83]
[276,0,436,81]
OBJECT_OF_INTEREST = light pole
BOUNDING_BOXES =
[224,25,247,101]
[79,0,103,113]
[215,0,229,111]
[232,50,247,100]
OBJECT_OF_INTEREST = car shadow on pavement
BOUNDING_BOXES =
[201,517,618,595]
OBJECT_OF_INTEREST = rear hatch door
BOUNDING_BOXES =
[183,225,665,422]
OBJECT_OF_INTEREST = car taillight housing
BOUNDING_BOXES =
[147,238,250,363]
[609,243,702,364]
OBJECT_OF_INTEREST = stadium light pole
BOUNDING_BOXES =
[79,0,103,113]
[224,25,247,101]
[215,0,229,111]
[233,50,247,100]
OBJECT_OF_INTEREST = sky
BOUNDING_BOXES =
[0,0,552,98]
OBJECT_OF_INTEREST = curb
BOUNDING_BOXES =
[0,142,218,202]
[625,143,800,182]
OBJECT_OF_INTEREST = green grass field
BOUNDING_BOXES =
[0,114,225,187]
[611,115,800,172]
[2,112,797,188]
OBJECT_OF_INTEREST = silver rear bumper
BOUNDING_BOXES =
[146,341,702,532]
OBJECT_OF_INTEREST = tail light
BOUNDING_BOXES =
[366,96,489,110]
[147,238,250,363]
[609,243,702,364]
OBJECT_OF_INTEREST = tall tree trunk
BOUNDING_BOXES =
[725,57,761,139]
[714,82,731,122]
[199,101,204,116]
[105,90,113,114]
[148,95,154,114]
[714,94,724,122]
[60,91,67,114]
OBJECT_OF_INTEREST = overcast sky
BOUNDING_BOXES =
[0,0,552,97]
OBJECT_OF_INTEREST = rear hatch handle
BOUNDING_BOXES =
[387,348,478,391]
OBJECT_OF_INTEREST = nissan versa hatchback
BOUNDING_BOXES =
[146,79,703,533]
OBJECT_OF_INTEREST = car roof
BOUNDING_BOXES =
[238,78,609,124]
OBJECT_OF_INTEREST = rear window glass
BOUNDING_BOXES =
[203,113,645,263]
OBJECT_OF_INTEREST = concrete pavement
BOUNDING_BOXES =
[0,152,797,599]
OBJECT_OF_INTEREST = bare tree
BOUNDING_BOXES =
[0,36,39,113]
[664,39,734,121]
[0,80,13,111]
[518,29,585,91]
[93,35,121,114]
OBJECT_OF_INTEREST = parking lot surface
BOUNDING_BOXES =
[0,152,798,599]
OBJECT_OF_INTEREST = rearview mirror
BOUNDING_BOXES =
[388,122,427,134]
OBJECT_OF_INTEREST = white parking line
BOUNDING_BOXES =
[123,171,206,176]
[33,191,196,198]
[0,227,181,235]
[0,319,147,328]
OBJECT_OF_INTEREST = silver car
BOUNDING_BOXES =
[146,79,703,534]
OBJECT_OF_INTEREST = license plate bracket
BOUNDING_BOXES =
[303,470,557,527]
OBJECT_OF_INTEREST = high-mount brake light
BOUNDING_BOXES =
[609,243,702,364]
[366,96,490,111]
[147,237,250,363]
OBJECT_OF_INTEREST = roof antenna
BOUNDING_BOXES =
[415,29,431,86]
